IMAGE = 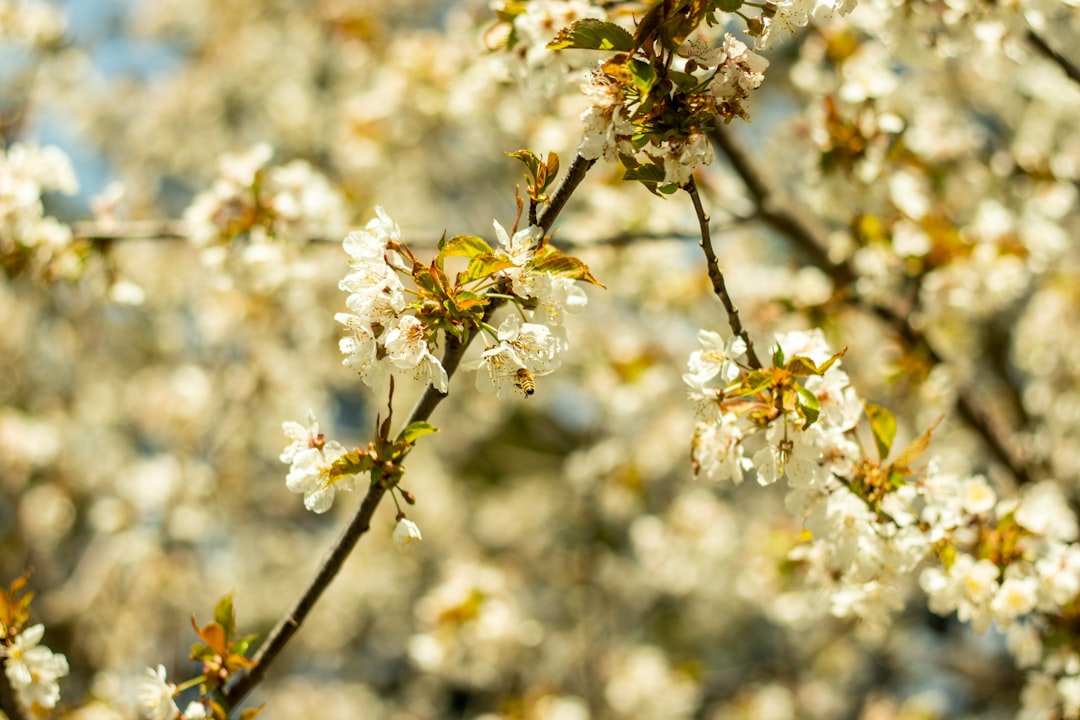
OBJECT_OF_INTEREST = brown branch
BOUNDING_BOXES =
[222,152,596,712]
[221,334,472,709]
[685,177,763,370]
[708,125,1037,486]
[1026,26,1080,87]
[0,658,30,720]
[538,154,596,233]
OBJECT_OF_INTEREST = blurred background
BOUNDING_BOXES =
[4,0,1080,717]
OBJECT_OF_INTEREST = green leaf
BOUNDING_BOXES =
[795,384,820,429]
[732,369,774,396]
[441,235,496,260]
[892,416,943,473]
[530,245,605,287]
[506,149,541,179]
[785,355,821,377]
[542,152,560,191]
[451,290,489,311]
[458,254,518,284]
[772,344,785,367]
[546,18,635,51]
[214,593,236,640]
[864,401,897,460]
[816,348,847,374]
[666,68,701,93]
[397,421,439,445]
[191,642,215,662]
[621,162,665,184]
[628,58,657,93]
[232,633,259,658]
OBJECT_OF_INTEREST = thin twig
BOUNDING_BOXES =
[73,220,189,242]
[685,177,763,370]
[221,150,593,713]
[1026,26,1080,86]
[708,125,1037,486]
[221,336,470,708]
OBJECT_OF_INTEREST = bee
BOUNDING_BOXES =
[514,368,536,397]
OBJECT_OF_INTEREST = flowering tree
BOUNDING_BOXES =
[2,0,1080,718]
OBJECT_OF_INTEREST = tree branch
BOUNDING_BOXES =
[708,125,1037,486]
[538,154,596,233]
[222,153,596,712]
[1026,26,1080,86]
[685,177,763,370]
[221,334,472,709]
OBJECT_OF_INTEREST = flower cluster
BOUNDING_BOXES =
[0,142,80,278]
[688,326,1080,709]
[0,0,67,45]
[1,623,69,711]
[336,207,590,399]
[280,411,356,514]
[335,206,449,393]
[183,144,349,290]
[573,28,768,189]
[752,0,860,51]
[464,221,587,398]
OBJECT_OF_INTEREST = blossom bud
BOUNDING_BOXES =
[393,518,423,553]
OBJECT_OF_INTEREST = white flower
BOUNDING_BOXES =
[183,701,209,720]
[1,623,68,710]
[393,518,423,553]
[960,476,997,515]
[281,413,356,514]
[684,329,747,392]
[1016,481,1078,541]
[531,274,588,344]
[280,410,321,465]
[991,576,1039,627]
[137,665,179,720]
[921,554,1000,633]
[383,315,449,393]
[468,314,561,398]
[493,220,544,298]
[335,312,379,377]
[578,69,635,162]
[692,415,749,484]
[645,132,712,187]
[341,272,407,329]
[755,0,811,50]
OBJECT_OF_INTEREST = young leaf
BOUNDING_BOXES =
[731,369,774,396]
[214,593,236,640]
[530,245,605,287]
[794,384,820,429]
[397,421,439,445]
[628,58,657,93]
[458,254,518,284]
[785,355,820,377]
[864,402,897,460]
[506,149,541,178]
[621,162,665,185]
[441,235,496,259]
[542,152,560,191]
[892,416,944,473]
[816,348,847,374]
[546,18,635,52]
